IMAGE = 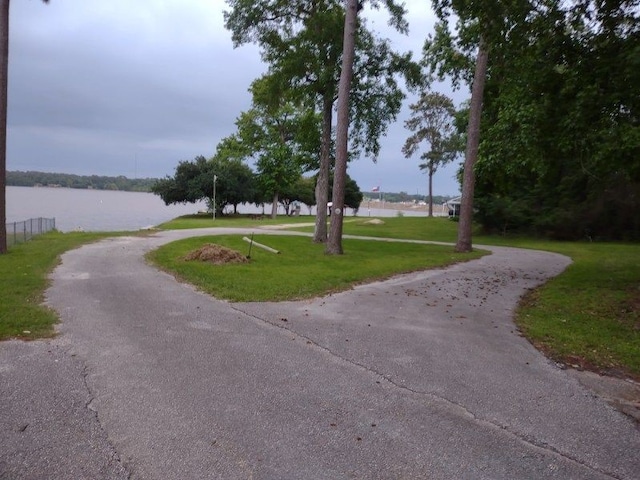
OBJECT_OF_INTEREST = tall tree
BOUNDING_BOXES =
[326,0,358,254]
[424,0,532,252]
[224,0,420,242]
[225,0,340,239]
[402,92,458,216]
[1,0,49,254]
[455,39,487,252]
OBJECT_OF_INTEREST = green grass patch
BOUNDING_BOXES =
[514,242,640,378]
[146,234,485,302]
[293,215,461,243]
[0,231,127,340]
[156,213,317,230]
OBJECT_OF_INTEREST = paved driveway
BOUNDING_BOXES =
[1,228,639,479]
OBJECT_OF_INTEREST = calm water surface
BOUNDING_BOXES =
[6,186,430,232]
[7,186,207,232]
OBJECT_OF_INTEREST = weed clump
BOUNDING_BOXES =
[184,244,248,265]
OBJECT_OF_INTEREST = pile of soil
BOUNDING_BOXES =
[184,244,248,265]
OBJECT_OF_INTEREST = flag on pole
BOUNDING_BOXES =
[372,186,380,192]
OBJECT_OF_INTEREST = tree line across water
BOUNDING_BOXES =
[7,170,158,192]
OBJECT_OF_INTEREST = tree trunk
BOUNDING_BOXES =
[0,0,9,254]
[313,92,333,243]
[428,166,433,217]
[326,0,358,255]
[271,192,278,219]
[455,37,488,253]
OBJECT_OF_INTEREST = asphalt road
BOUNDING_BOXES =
[1,228,639,479]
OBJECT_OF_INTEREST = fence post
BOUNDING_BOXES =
[5,218,56,246]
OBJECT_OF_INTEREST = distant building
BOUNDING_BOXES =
[445,196,461,217]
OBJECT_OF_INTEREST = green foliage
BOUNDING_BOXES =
[224,0,422,160]
[473,2,640,239]
[7,170,158,192]
[424,0,640,240]
[234,76,320,212]
[151,154,257,216]
[403,92,458,161]
[293,176,316,209]
[349,21,424,160]
[151,156,212,205]
[326,172,363,211]
[280,176,316,214]
[225,0,423,245]
[214,138,259,213]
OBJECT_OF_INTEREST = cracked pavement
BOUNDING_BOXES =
[1,228,639,479]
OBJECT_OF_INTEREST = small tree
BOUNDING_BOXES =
[212,135,256,214]
[236,76,320,219]
[402,92,458,216]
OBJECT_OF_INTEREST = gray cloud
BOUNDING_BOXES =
[7,0,463,195]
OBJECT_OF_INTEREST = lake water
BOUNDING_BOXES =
[6,186,208,232]
[6,186,430,232]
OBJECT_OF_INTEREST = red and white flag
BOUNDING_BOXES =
[372,186,380,192]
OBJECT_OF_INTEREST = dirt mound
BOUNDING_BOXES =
[184,244,248,265]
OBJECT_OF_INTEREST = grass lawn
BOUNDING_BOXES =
[0,231,124,340]
[514,242,640,378]
[3,213,639,380]
[146,234,485,302]
[156,213,317,230]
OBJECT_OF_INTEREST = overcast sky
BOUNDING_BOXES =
[7,0,468,197]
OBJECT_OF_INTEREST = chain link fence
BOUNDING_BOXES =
[6,218,56,246]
